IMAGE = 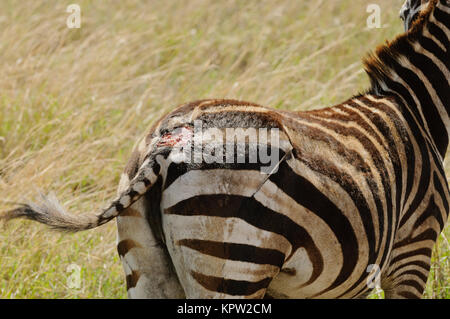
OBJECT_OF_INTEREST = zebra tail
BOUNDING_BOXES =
[0,155,162,232]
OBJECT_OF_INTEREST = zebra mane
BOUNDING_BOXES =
[363,0,439,93]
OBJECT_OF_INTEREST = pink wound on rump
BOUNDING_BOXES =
[157,125,194,147]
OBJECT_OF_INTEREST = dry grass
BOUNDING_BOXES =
[0,0,448,298]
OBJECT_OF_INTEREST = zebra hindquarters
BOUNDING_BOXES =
[160,169,291,298]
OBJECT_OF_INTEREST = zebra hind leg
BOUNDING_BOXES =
[116,177,185,298]
[381,252,432,299]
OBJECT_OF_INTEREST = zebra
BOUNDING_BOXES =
[1,0,448,299]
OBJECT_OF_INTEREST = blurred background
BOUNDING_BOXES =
[0,0,448,298]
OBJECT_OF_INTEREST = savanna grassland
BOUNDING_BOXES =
[0,0,448,298]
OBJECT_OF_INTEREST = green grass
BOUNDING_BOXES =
[0,0,448,298]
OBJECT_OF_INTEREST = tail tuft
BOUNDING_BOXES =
[0,192,99,232]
